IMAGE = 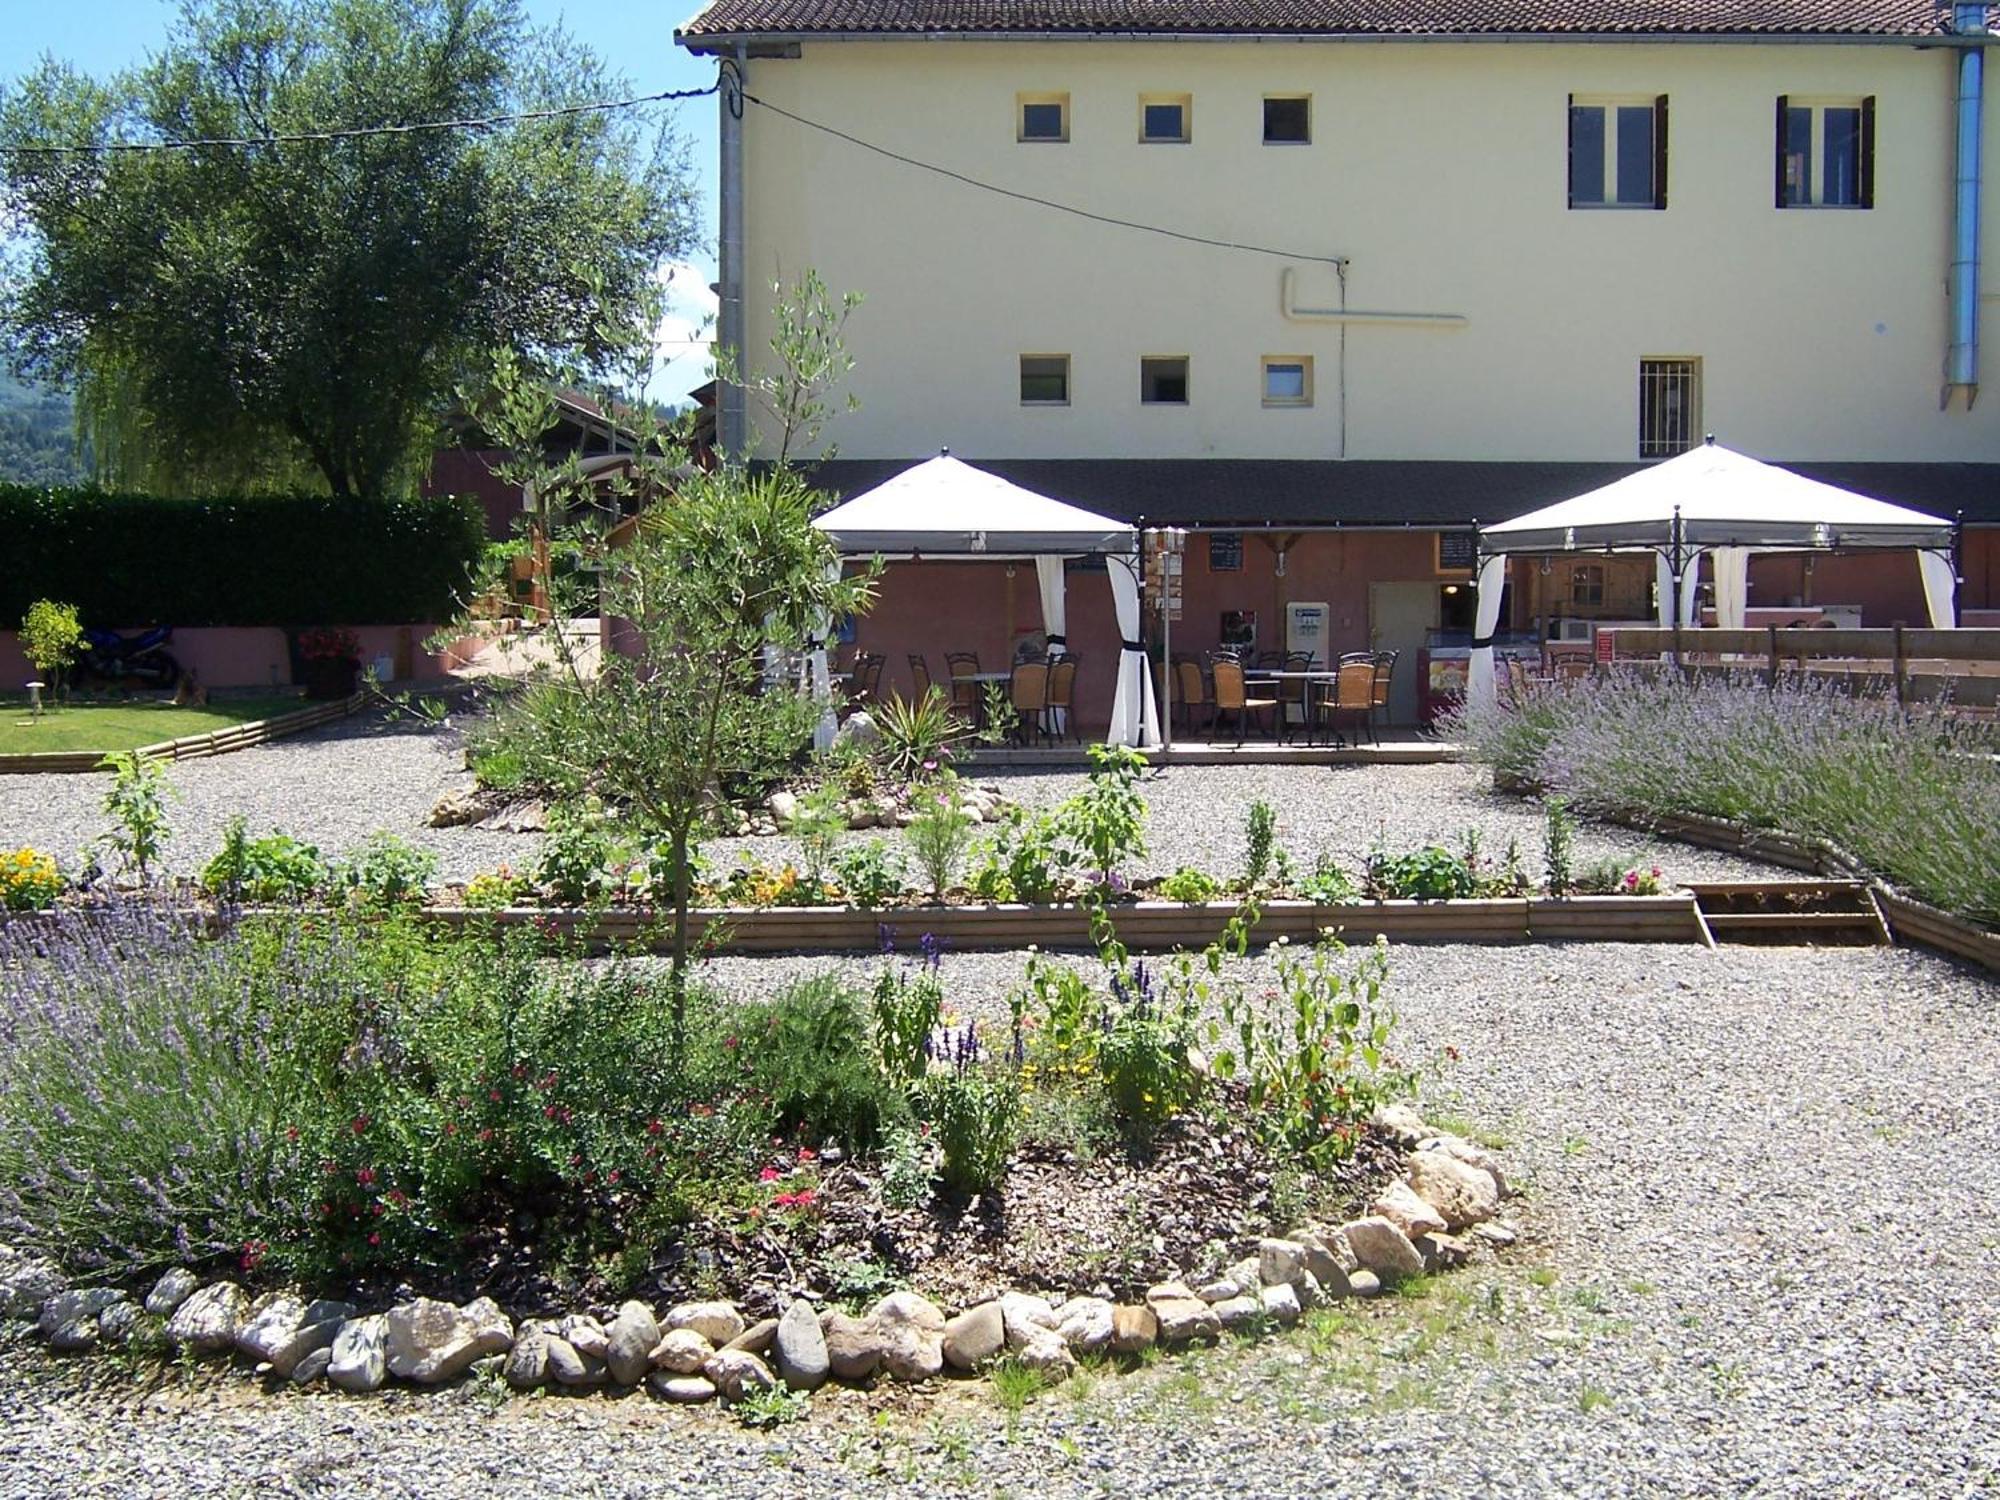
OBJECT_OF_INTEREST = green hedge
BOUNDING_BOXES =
[0,488,486,626]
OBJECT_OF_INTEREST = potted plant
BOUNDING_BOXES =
[297,627,363,700]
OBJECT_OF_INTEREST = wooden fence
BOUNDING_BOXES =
[1602,626,2000,706]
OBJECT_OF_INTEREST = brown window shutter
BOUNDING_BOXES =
[1775,95,1790,208]
[1860,95,1877,209]
[1653,94,1669,209]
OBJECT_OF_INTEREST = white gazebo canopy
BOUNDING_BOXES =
[809,454,1160,749]
[1468,441,1959,709]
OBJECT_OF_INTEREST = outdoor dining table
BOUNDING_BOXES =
[1242,669,1348,745]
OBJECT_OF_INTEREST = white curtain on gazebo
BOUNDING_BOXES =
[1107,552,1160,749]
[1651,551,1702,629]
[1467,553,1508,710]
[1034,555,1068,655]
[1711,547,1751,631]
[1919,549,1959,628]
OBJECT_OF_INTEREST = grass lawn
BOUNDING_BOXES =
[0,695,307,755]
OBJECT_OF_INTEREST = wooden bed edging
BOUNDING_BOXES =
[412,894,1709,955]
[0,693,365,775]
[1871,890,2000,975]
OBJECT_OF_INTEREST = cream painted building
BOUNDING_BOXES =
[679,0,2000,710]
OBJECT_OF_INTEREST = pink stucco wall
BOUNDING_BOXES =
[0,625,484,691]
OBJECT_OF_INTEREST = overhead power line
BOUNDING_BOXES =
[742,91,1340,265]
[0,82,719,157]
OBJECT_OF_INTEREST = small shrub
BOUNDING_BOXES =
[1619,864,1666,896]
[832,839,904,908]
[1243,799,1277,890]
[735,975,905,1154]
[918,1063,1020,1196]
[872,937,945,1086]
[200,818,329,903]
[463,864,529,908]
[534,809,621,905]
[1057,744,1148,887]
[1573,857,1628,896]
[982,808,1071,904]
[877,1124,934,1210]
[789,783,846,893]
[96,751,173,881]
[872,688,965,783]
[1368,845,1476,902]
[1158,866,1222,905]
[0,847,63,911]
[1543,797,1577,896]
[1098,962,1202,1143]
[19,599,82,685]
[1208,934,1419,1170]
[336,833,438,908]
[1295,856,1359,905]
[735,1384,811,1428]
[906,773,976,896]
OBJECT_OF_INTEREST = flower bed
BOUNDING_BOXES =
[0,895,1523,1413]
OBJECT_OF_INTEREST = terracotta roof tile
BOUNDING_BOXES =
[680,0,1963,40]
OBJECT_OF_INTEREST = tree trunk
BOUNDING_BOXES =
[669,822,691,1060]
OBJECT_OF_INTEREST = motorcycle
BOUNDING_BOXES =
[76,625,181,690]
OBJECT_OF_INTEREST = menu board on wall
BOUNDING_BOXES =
[1208,532,1243,572]
[1436,531,1477,575]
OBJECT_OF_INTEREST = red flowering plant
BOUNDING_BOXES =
[296,627,363,666]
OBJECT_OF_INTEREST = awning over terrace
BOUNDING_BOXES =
[809,453,1160,748]
[1469,441,1960,709]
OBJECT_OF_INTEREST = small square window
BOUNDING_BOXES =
[1140,93,1192,144]
[1261,355,1313,406]
[1017,92,1069,143]
[1570,563,1606,607]
[1263,96,1310,145]
[1141,356,1189,404]
[1020,354,1070,405]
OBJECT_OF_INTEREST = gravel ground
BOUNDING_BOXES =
[0,713,1789,887]
[3,942,1996,1496]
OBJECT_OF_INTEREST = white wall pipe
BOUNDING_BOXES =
[1280,267,1468,328]
[1947,3,1985,404]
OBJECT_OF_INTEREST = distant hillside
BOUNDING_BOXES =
[0,374,89,486]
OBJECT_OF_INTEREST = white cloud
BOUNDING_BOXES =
[649,259,719,405]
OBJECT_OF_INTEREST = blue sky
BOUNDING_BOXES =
[0,0,722,400]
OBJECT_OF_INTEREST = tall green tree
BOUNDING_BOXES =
[0,0,697,497]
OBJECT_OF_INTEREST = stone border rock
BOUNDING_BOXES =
[0,1106,1517,1412]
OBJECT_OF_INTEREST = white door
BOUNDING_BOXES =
[1368,583,1439,726]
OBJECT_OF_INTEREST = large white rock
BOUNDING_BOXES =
[236,1297,354,1377]
[328,1314,389,1392]
[664,1300,744,1347]
[1340,1216,1427,1282]
[1371,1101,1430,1146]
[1407,1148,1503,1229]
[1053,1296,1116,1355]
[0,1249,65,1319]
[384,1296,513,1384]
[650,1327,714,1374]
[37,1287,124,1339]
[868,1290,945,1382]
[704,1348,777,1402]
[942,1301,1005,1370]
[1257,1238,1308,1289]
[143,1268,200,1316]
[1371,1179,1449,1240]
[1259,1282,1303,1326]
[1420,1134,1512,1198]
[999,1292,1059,1351]
[1150,1296,1220,1344]
[166,1282,249,1351]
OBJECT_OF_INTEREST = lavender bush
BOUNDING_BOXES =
[0,904,328,1275]
[1450,671,2000,924]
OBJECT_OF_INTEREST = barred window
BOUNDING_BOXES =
[1639,357,1701,459]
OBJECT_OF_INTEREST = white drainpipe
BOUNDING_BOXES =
[718,49,749,458]
[1947,3,1986,406]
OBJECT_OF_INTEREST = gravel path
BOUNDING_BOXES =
[0,711,1789,887]
[3,942,1995,1496]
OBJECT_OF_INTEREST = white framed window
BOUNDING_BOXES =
[1261,355,1313,407]
[1017,92,1069,144]
[1263,95,1310,145]
[1019,354,1070,405]
[1777,96,1873,208]
[1569,95,1667,209]
[1639,357,1701,458]
[1140,93,1192,144]
[1141,356,1190,404]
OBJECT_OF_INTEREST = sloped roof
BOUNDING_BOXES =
[680,0,1960,41]
[1481,442,1955,551]
[812,452,1137,551]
